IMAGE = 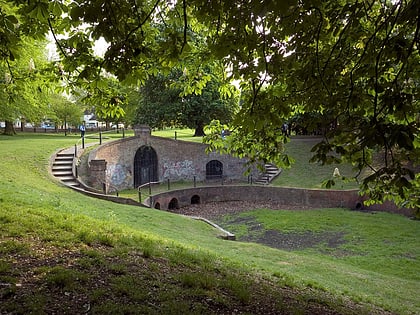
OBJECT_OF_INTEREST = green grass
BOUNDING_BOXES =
[152,127,204,143]
[272,137,360,189]
[0,132,419,314]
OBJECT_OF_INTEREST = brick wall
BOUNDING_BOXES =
[87,132,259,191]
[146,186,362,210]
[145,186,414,216]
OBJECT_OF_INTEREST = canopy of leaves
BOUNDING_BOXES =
[49,94,83,129]
[2,0,419,210]
[0,35,58,134]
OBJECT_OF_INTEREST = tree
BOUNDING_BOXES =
[134,72,180,130]
[135,67,238,136]
[49,94,83,134]
[3,0,419,210]
[81,76,127,129]
[0,37,55,135]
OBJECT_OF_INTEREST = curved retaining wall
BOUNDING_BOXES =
[145,185,413,216]
[146,186,363,210]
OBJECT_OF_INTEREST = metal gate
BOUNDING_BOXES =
[206,160,223,179]
[134,146,158,187]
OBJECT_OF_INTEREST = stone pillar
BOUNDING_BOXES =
[89,159,107,192]
[134,124,151,137]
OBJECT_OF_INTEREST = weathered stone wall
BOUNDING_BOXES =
[146,186,414,216]
[146,186,362,210]
[87,132,259,191]
[88,159,107,191]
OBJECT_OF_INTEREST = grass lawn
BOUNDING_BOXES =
[215,209,419,312]
[0,132,419,314]
[272,136,360,189]
[152,127,204,143]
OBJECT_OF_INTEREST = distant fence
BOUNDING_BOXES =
[8,127,120,134]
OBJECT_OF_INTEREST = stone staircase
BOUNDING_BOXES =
[51,151,80,187]
[255,163,281,185]
[50,149,142,207]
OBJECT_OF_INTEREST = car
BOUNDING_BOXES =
[111,123,125,129]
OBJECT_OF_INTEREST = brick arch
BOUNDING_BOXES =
[168,198,179,210]
[134,145,158,187]
[191,195,201,205]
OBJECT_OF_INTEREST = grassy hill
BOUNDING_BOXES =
[0,132,418,314]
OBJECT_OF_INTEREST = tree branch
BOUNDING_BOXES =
[125,0,161,42]
[180,0,188,54]
[47,17,68,59]
[374,2,403,117]
[392,3,420,85]
[313,6,330,96]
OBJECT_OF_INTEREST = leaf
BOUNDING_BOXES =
[322,179,335,189]
[6,15,19,25]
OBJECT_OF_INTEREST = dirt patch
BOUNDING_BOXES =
[178,201,348,252]
[1,238,390,315]
[243,230,347,251]
[176,200,315,220]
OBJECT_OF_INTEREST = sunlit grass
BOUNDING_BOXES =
[272,137,360,189]
[151,128,204,143]
[0,132,419,314]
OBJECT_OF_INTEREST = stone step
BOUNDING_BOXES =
[53,160,73,166]
[55,157,74,162]
[52,165,73,171]
[59,176,77,182]
[52,153,79,186]
[64,181,80,187]
[254,163,281,185]
[53,171,73,177]
[56,153,74,157]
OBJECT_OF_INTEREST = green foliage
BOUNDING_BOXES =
[49,94,83,128]
[135,66,238,135]
[0,37,58,133]
[204,118,290,170]
[44,266,88,290]
[82,77,127,123]
[2,0,419,208]
[177,272,218,290]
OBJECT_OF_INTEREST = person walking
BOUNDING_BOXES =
[79,121,86,138]
[281,122,289,137]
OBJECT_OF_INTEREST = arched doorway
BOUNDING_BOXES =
[206,160,223,179]
[191,195,201,205]
[168,198,179,210]
[134,146,158,187]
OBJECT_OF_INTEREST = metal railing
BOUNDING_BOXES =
[101,182,120,196]
[74,128,126,157]
[137,181,162,207]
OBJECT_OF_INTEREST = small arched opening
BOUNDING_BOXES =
[191,195,201,205]
[154,202,161,210]
[168,198,179,210]
[206,160,223,180]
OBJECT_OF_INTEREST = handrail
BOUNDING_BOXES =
[74,128,126,157]
[101,181,120,196]
[137,181,161,190]
[137,181,163,206]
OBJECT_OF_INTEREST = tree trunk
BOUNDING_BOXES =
[4,120,16,135]
[194,124,205,137]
